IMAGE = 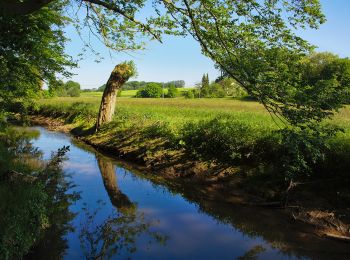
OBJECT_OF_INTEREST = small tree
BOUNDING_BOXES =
[201,73,210,97]
[184,90,195,99]
[65,80,81,97]
[96,62,136,131]
[135,83,163,98]
[217,78,247,98]
[165,85,178,98]
[48,79,66,96]
[209,83,226,98]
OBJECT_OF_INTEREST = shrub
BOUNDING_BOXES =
[200,83,226,98]
[49,80,81,97]
[184,89,195,99]
[165,85,178,98]
[181,116,264,165]
[135,83,163,98]
[210,83,226,98]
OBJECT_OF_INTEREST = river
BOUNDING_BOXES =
[27,126,350,259]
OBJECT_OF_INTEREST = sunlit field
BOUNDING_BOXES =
[39,92,274,127]
[38,92,350,138]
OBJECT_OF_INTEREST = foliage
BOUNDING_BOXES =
[166,0,326,128]
[3,0,342,179]
[122,81,148,90]
[272,126,340,180]
[112,61,137,81]
[98,84,106,92]
[49,80,81,97]
[0,1,75,112]
[182,116,265,165]
[33,97,350,181]
[79,201,167,259]
[217,78,247,98]
[165,85,179,98]
[65,80,81,97]
[2,0,335,127]
[201,73,210,93]
[0,128,78,259]
[164,80,185,88]
[300,52,350,106]
[201,83,226,98]
[201,74,228,98]
[135,83,163,98]
[184,89,195,99]
[113,80,186,91]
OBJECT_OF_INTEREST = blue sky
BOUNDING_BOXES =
[64,0,350,89]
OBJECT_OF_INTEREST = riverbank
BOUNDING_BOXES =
[29,103,350,242]
[14,126,350,258]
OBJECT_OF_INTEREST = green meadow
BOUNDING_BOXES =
[38,91,350,137]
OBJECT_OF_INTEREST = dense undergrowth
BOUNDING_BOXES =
[31,101,350,186]
[0,127,78,259]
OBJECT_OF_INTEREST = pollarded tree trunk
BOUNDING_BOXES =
[96,62,135,131]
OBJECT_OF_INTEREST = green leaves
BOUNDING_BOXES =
[0,1,75,112]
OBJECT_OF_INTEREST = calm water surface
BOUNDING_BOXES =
[29,127,350,259]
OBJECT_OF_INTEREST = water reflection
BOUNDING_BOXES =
[78,155,167,259]
[29,127,350,259]
[237,245,266,260]
[24,149,80,260]
[97,155,134,212]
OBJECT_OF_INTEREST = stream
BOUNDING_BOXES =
[27,126,350,259]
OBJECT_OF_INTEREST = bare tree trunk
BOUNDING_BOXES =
[96,63,134,131]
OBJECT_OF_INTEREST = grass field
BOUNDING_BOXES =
[38,92,350,136]
[34,91,350,183]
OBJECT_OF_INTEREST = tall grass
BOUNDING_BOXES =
[34,95,350,181]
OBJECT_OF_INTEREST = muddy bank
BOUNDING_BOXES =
[29,115,350,243]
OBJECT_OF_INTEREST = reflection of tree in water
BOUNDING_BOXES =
[25,146,80,259]
[237,245,266,260]
[97,155,134,213]
[78,155,167,259]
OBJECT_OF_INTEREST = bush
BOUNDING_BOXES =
[49,80,81,97]
[165,85,178,98]
[135,83,163,98]
[181,116,265,165]
[67,87,80,97]
[217,77,248,98]
[201,83,226,98]
[210,83,226,98]
[184,89,195,99]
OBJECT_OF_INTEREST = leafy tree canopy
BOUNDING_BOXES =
[0,1,75,111]
[49,80,81,97]
[136,82,163,98]
[3,0,344,129]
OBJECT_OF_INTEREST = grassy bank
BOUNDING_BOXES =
[37,93,350,133]
[30,95,350,239]
[34,95,350,190]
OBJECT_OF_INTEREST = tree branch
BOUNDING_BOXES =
[182,0,247,88]
[83,0,162,43]
[0,0,54,16]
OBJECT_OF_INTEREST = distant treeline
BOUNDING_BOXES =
[93,80,185,92]
[48,80,81,97]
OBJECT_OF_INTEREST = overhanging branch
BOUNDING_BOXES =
[0,0,54,16]
[83,0,163,43]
